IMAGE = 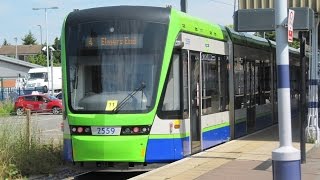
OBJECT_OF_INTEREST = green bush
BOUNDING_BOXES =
[0,120,63,179]
[0,100,14,116]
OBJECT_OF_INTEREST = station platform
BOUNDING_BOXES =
[131,122,320,180]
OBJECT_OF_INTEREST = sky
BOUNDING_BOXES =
[0,0,236,45]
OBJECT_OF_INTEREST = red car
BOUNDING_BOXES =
[14,94,63,115]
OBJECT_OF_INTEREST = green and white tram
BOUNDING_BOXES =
[61,6,301,166]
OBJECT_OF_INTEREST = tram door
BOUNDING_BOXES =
[245,60,256,133]
[189,52,202,154]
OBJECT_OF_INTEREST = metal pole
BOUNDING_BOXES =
[50,49,54,96]
[181,0,187,13]
[45,8,50,91]
[272,1,301,180]
[0,78,3,100]
[18,73,21,96]
[14,37,17,59]
[26,109,31,149]
[299,32,307,164]
[32,7,58,92]
[38,25,42,45]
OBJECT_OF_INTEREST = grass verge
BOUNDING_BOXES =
[0,117,63,179]
[0,100,14,117]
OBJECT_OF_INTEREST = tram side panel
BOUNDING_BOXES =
[232,43,273,138]
[147,32,231,162]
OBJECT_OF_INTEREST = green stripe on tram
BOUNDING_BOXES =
[202,122,230,133]
[149,132,190,139]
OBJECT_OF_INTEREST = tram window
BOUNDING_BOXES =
[219,55,229,111]
[234,57,245,109]
[158,52,182,119]
[290,65,299,99]
[182,50,189,118]
[201,53,229,114]
[201,53,219,115]
[254,60,272,105]
[162,54,180,111]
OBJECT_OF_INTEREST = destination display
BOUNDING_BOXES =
[84,34,143,49]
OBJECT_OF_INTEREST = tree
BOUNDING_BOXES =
[2,39,9,46]
[28,53,47,66]
[21,31,37,45]
[52,37,61,65]
[289,39,300,49]
[226,24,234,29]
[254,31,276,40]
[52,37,61,50]
[254,31,299,49]
[264,32,276,40]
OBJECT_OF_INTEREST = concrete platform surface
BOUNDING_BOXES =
[131,124,319,180]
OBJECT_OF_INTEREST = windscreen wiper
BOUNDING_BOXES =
[112,82,146,113]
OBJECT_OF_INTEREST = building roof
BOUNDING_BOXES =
[0,55,43,68]
[0,45,42,55]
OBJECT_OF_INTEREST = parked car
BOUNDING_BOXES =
[55,92,62,100]
[14,94,63,115]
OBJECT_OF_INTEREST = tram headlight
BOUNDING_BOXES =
[70,125,92,135]
[77,127,83,133]
[84,127,91,133]
[124,128,131,134]
[121,125,151,135]
[133,127,140,133]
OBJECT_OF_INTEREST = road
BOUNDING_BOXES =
[0,113,63,143]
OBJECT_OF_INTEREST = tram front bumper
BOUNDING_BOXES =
[71,135,148,162]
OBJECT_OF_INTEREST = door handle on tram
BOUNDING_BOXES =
[196,82,199,106]
[169,122,173,134]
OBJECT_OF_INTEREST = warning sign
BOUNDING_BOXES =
[288,9,295,42]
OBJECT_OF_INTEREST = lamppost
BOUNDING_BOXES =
[14,37,17,59]
[49,46,55,96]
[37,25,42,45]
[32,7,58,92]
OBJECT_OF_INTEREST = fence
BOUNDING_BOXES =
[0,77,23,101]
[0,87,24,101]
